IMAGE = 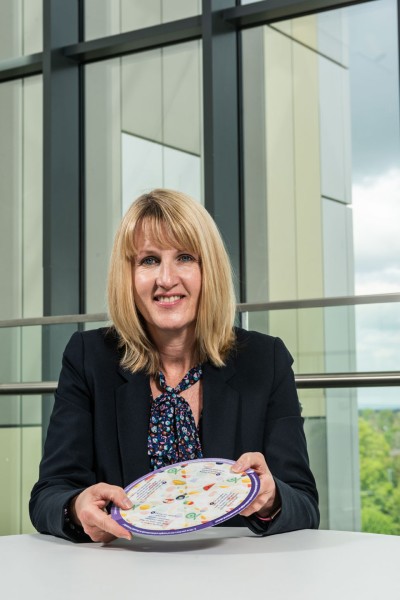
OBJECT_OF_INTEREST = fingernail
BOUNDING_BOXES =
[232,462,244,472]
[123,498,133,509]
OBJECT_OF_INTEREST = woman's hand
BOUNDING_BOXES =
[232,452,280,518]
[71,483,133,543]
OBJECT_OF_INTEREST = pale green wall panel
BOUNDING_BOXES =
[21,427,41,533]
[162,0,200,22]
[0,0,22,59]
[85,0,200,39]
[0,429,21,536]
[22,76,43,318]
[121,0,161,30]
[0,0,42,59]
[23,0,42,55]
[122,51,163,145]
[264,27,297,302]
[121,43,201,156]
[0,427,41,535]
[162,42,202,156]
[85,0,120,39]
[270,21,292,36]
[292,14,318,49]
[0,81,23,320]
[292,42,324,299]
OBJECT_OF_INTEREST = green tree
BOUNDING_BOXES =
[361,506,400,535]
[359,415,400,535]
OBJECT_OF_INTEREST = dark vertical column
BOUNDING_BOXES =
[202,0,243,301]
[43,0,80,316]
[42,0,81,442]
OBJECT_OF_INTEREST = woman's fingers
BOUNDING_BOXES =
[232,452,268,475]
[83,512,130,543]
[88,482,133,510]
[73,483,133,542]
[231,452,278,517]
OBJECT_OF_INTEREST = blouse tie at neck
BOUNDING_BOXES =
[148,364,203,470]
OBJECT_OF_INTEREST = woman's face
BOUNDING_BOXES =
[132,227,202,340]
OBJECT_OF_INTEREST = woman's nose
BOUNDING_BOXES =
[155,260,178,288]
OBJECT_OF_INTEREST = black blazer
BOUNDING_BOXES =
[30,327,319,541]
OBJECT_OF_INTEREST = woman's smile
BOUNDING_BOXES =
[154,294,185,304]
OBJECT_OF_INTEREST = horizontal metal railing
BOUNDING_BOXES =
[237,292,400,312]
[294,372,400,389]
[1,372,400,395]
[0,313,109,329]
[1,294,399,394]
[0,382,58,395]
[0,292,399,329]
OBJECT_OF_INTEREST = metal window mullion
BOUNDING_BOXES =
[63,16,203,64]
[42,0,82,443]
[202,0,242,300]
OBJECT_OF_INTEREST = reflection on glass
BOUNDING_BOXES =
[85,41,203,313]
[85,0,201,40]
[0,77,43,322]
[246,303,399,375]
[122,134,201,211]
[242,0,399,298]
[0,0,42,60]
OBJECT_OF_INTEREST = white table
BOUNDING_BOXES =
[1,528,399,600]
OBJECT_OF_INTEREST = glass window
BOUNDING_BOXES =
[0,74,43,378]
[241,0,400,534]
[0,320,91,536]
[304,387,400,535]
[85,41,203,313]
[85,0,201,40]
[0,74,43,535]
[0,0,42,60]
[241,0,399,370]
[358,404,400,535]
[242,0,399,305]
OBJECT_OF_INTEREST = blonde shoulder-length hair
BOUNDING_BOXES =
[108,189,236,374]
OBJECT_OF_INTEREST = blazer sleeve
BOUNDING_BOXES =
[245,337,320,536]
[29,332,95,542]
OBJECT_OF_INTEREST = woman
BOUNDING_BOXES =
[30,189,319,543]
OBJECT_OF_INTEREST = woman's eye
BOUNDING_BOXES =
[178,254,195,263]
[140,256,158,266]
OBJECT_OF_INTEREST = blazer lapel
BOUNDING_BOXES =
[116,367,152,485]
[202,360,239,461]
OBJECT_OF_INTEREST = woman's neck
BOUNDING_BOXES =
[149,327,198,385]
[158,346,198,385]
